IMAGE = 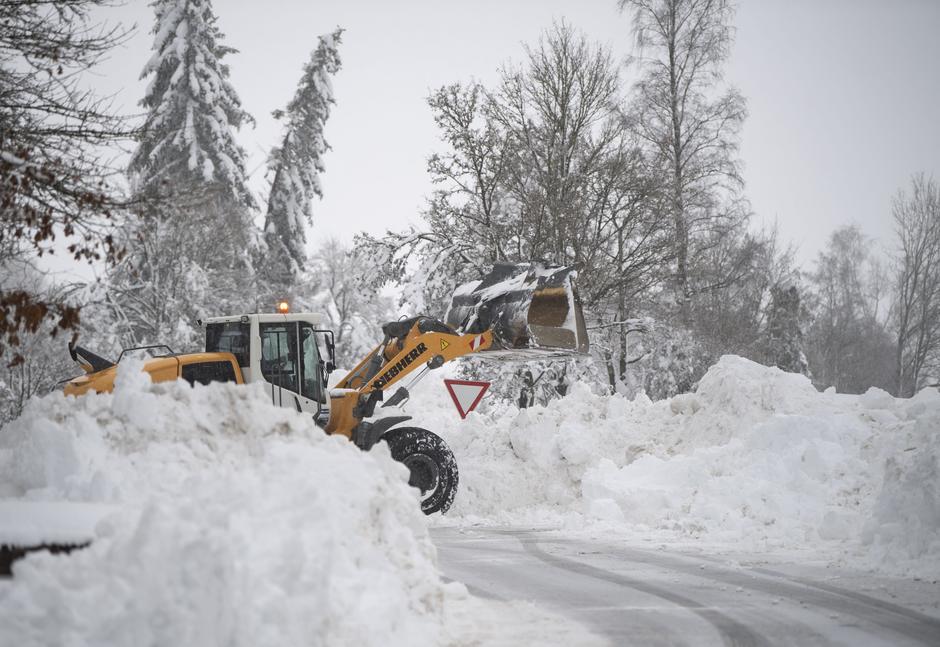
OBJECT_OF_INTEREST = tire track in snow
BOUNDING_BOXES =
[435,530,713,644]
[751,567,940,645]
[579,541,940,646]
[515,533,768,647]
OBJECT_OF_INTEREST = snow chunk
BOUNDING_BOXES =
[859,387,896,411]
[694,354,819,419]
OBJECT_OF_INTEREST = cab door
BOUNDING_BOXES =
[259,321,329,424]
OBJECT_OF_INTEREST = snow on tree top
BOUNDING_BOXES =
[130,0,255,209]
[263,28,344,274]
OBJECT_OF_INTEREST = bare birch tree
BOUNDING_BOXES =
[619,0,747,323]
[358,23,671,392]
[493,22,625,269]
[361,24,668,317]
[893,174,940,396]
[807,225,895,393]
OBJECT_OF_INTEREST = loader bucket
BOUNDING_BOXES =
[446,263,589,356]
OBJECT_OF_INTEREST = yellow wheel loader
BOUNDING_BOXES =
[63,263,589,514]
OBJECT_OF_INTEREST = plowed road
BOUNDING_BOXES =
[432,527,940,646]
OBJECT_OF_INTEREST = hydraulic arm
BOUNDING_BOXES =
[325,316,493,449]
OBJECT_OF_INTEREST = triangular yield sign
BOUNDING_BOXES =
[443,379,490,419]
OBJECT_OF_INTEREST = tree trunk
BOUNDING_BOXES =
[667,6,691,326]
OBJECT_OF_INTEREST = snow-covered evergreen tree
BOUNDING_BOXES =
[108,0,259,348]
[764,284,809,376]
[262,28,342,289]
[129,0,254,211]
[128,0,257,292]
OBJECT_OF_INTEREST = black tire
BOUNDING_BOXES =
[382,427,458,515]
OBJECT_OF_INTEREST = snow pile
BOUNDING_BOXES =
[862,388,940,572]
[0,362,597,646]
[411,355,940,578]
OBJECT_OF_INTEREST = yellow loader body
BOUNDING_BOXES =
[63,352,244,397]
[62,318,491,443]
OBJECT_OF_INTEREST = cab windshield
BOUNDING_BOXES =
[299,323,322,402]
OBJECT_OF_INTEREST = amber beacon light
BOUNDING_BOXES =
[276,300,290,314]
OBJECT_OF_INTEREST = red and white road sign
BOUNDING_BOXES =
[443,378,490,419]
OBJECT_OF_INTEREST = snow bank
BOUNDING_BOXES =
[0,362,597,646]
[408,355,940,579]
[862,388,940,573]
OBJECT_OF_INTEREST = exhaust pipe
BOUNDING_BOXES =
[68,342,115,374]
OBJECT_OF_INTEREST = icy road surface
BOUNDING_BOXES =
[432,527,940,646]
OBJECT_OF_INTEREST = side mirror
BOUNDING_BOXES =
[314,329,337,367]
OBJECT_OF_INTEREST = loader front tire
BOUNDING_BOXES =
[382,427,458,515]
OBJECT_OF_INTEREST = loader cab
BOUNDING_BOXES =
[203,313,335,426]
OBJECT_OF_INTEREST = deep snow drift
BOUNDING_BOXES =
[1,353,936,645]
[409,355,940,579]
[0,362,599,647]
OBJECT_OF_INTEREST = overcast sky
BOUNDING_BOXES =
[88,0,939,270]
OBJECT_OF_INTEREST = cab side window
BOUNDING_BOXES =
[205,322,250,367]
[182,361,237,386]
[260,322,299,393]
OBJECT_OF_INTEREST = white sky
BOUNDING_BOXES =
[84,0,939,271]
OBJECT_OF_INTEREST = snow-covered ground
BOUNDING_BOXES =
[407,355,940,581]
[0,361,599,646]
[1,354,937,645]
[433,526,940,646]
